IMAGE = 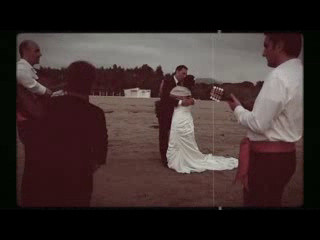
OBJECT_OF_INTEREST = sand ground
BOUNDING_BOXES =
[16,96,303,208]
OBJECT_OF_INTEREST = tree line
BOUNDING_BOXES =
[39,64,169,98]
[38,64,261,100]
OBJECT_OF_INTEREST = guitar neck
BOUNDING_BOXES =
[211,86,231,102]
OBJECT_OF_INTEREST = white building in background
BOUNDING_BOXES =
[124,88,151,98]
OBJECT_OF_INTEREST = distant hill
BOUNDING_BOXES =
[195,78,217,84]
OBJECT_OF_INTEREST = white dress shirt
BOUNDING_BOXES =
[173,75,179,85]
[17,58,47,95]
[234,58,303,142]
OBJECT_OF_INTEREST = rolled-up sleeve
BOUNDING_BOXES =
[233,74,286,134]
[17,67,46,95]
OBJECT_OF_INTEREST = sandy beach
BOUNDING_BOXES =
[16,96,303,208]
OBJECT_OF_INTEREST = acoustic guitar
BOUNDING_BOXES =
[210,83,263,111]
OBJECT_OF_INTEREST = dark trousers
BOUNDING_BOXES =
[18,119,93,207]
[21,142,93,207]
[244,150,296,207]
[17,120,32,145]
[21,169,92,207]
[158,113,172,163]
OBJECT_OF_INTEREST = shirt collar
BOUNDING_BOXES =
[174,75,179,85]
[276,58,300,70]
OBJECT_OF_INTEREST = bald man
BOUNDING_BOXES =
[17,40,52,96]
[17,40,53,144]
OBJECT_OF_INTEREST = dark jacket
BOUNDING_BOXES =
[159,75,179,124]
[21,95,108,207]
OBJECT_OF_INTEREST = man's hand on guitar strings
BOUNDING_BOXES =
[227,93,241,111]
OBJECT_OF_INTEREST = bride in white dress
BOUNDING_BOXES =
[166,76,238,173]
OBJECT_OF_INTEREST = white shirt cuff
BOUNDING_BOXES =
[234,105,245,120]
[51,90,66,97]
[33,84,47,95]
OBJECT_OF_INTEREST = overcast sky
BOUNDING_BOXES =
[213,33,304,83]
[213,33,268,83]
[17,33,303,83]
[17,33,214,79]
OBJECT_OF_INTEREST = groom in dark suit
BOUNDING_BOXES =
[158,65,194,166]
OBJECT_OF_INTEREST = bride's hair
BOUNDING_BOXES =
[183,75,195,91]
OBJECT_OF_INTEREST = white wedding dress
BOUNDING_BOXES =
[167,104,238,174]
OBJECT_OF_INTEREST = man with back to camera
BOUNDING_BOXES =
[21,61,108,207]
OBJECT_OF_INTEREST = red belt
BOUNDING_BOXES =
[234,137,296,190]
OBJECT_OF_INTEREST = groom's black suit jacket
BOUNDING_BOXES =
[159,75,180,128]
